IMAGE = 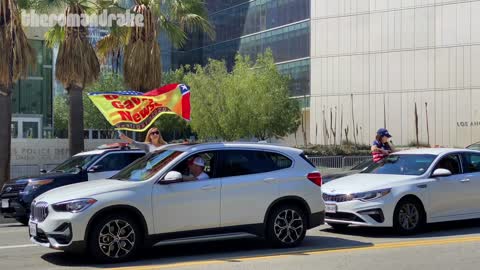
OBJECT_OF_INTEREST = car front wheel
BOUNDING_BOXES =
[88,214,141,263]
[393,198,425,235]
[266,205,307,248]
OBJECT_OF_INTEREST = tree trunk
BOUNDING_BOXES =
[0,86,12,187]
[67,85,85,156]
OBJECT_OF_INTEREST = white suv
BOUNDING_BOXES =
[29,143,324,262]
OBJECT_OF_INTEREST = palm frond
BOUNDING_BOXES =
[44,24,65,48]
[0,0,36,85]
[96,26,129,59]
[158,15,187,48]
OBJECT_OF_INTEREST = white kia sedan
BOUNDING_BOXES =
[322,148,480,234]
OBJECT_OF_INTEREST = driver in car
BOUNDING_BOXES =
[182,157,210,181]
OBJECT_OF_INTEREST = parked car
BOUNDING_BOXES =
[1,143,145,225]
[322,148,480,234]
[322,159,374,184]
[28,143,325,263]
[467,141,480,151]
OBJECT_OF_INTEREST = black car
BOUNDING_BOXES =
[0,144,145,225]
[322,158,374,184]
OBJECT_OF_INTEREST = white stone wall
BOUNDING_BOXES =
[310,0,480,147]
[11,139,122,166]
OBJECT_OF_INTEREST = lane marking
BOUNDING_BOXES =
[108,236,480,270]
[0,223,22,227]
[0,244,37,250]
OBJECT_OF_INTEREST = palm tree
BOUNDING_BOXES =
[37,0,101,155]
[0,0,36,186]
[99,0,215,91]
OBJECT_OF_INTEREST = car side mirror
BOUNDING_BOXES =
[40,169,47,174]
[432,168,452,177]
[161,171,183,184]
[87,165,103,173]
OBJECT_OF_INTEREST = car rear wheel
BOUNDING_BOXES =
[266,205,307,248]
[88,214,141,263]
[393,198,425,235]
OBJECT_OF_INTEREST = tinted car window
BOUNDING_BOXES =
[362,154,436,176]
[219,150,292,177]
[96,152,145,171]
[434,154,462,175]
[52,154,100,173]
[462,153,480,173]
[466,143,480,151]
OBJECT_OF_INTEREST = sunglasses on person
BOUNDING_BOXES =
[150,131,160,135]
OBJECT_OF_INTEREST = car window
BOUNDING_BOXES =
[171,151,218,178]
[434,154,462,175]
[95,153,144,171]
[462,153,480,173]
[111,150,183,181]
[218,150,292,178]
[361,154,436,176]
[52,154,100,173]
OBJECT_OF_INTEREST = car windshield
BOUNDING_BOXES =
[361,154,436,175]
[111,150,183,182]
[52,155,100,173]
[351,159,374,171]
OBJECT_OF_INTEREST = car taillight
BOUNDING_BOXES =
[307,172,322,186]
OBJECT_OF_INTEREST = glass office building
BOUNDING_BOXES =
[12,40,54,139]
[173,0,311,97]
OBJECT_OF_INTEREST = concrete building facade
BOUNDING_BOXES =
[310,0,480,147]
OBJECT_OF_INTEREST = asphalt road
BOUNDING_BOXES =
[1,220,480,270]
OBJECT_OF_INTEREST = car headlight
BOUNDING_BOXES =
[351,188,391,201]
[52,198,97,213]
[23,179,54,194]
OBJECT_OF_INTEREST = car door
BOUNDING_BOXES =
[429,153,471,218]
[218,150,281,227]
[152,151,221,234]
[460,152,480,215]
[88,152,145,180]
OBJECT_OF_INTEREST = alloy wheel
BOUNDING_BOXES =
[98,219,136,258]
[273,209,304,244]
[398,203,420,231]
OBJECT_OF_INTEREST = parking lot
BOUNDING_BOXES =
[1,216,480,270]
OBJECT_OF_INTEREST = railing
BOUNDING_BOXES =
[307,156,371,169]
[11,164,59,178]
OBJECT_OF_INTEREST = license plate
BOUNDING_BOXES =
[1,199,8,208]
[325,204,337,213]
[29,222,37,237]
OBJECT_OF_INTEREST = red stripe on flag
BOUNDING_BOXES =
[182,92,191,121]
[143,84,179,96]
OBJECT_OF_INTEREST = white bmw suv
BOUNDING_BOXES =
[29,143,324,262]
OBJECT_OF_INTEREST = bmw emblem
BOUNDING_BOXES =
[5,187,12,193]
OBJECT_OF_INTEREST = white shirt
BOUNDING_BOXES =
[195,172,210,181]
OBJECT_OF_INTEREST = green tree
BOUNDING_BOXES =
[0,0,36,185]
[183,50,301,141]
